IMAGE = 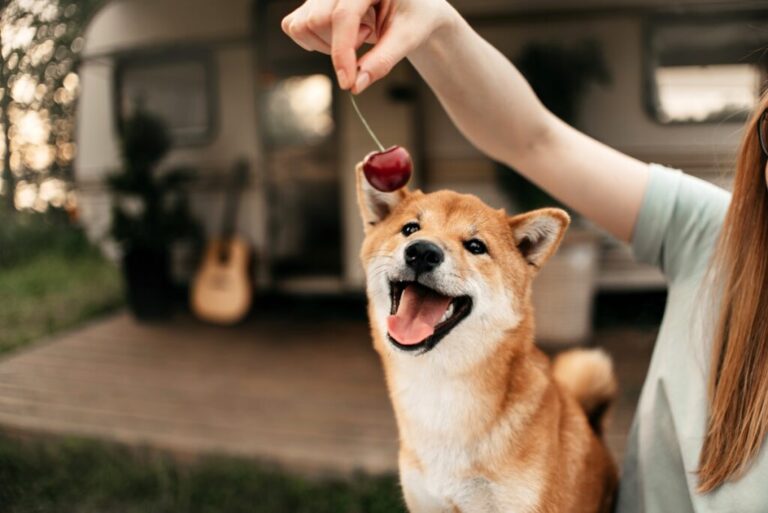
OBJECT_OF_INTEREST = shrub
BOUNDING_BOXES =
[0,208,92,269]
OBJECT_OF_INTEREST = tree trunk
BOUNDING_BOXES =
[1,64,15,213]
[1,108,13,212]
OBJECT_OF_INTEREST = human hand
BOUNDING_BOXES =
[281,0,454,93]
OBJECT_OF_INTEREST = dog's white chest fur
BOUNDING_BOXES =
[401,462,497,513]
[394,372,543,513]
[400,440,542,513]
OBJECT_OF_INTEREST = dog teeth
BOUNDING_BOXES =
[439,303,455,323]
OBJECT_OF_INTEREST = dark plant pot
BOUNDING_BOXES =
[122,246,173,320]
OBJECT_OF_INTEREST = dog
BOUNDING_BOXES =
[356,163,618,513]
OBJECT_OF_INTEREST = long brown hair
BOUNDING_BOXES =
[699,92,768,492]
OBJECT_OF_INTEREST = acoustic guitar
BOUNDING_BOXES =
[191,160,252,325]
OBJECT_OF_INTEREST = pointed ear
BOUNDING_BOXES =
[355,162,408,231]
[508,208,570,268]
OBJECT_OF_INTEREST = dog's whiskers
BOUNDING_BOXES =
[365,251,395,262]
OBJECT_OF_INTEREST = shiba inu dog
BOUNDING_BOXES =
[356,163,618,513]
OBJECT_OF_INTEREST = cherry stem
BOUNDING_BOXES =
[349,92,386,152]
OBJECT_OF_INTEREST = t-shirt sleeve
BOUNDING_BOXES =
[631,163,730,283]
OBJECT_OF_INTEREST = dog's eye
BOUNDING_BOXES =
[464,239,488,255]
[401,222,420,236]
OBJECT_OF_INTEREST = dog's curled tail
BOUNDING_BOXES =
[553,348,617,437]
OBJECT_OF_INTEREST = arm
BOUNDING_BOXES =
[408,13,649,241]
[282,0,649,242]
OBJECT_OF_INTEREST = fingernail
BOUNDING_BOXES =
[336,69,348,89]
[354,71,370,93]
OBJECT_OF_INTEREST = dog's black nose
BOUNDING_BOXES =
[405,241,444,274]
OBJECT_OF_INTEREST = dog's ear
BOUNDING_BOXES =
[508,208,570,268]
[356,162,408,231]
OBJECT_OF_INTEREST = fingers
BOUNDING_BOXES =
[359,6,377,43]
[356,24,373,48]
[331,0,375,89]
[303,2,334,52]
[282,7,332,53]
[303,28,332,53]
[354,23,415,93]
[283,0,385,89]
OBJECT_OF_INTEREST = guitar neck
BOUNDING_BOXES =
[219,161,249,240]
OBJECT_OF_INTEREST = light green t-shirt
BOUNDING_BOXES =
[617,164,768,512]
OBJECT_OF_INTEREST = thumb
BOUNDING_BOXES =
[353,24,417,93]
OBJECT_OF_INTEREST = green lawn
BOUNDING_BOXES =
[0,248,123,355]
[0,434,406,513]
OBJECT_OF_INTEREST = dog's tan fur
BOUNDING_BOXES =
[356,164,617,513]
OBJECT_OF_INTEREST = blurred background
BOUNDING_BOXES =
[0,0,766,511]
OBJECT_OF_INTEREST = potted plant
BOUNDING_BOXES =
[498,40,610,345]
[108,110,201,320]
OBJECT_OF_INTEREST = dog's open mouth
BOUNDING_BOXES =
[387,281,472,352]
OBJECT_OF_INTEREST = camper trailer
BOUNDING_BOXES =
[75,0,768,340]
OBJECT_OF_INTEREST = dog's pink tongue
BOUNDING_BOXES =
[387,284,452,345]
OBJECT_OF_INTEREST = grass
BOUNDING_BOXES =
[0,209,124,355]
[0,434,407,513]
[0,248,123,355]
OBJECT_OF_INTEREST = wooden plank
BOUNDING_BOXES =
[0,312,652,474]
[0,313,399,475]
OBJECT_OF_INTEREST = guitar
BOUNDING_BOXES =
[191,160,252,325]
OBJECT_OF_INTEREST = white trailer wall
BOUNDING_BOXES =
[75,0,265,282]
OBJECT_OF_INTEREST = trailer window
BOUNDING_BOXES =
[117,53,214,145]
[646,11,768,124]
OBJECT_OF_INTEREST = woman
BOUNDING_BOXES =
[282,1,768,511]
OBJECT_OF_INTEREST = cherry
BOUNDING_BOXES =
[363,146,413,192]
[350,93,413,192]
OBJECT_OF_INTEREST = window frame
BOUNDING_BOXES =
[114,47,218,147]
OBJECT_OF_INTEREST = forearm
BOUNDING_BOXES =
[409,13,550,166]
[408,12,649,241]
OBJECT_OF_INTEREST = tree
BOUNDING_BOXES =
[0,0,102,213]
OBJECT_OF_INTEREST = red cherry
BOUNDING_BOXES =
[363,146,413,192]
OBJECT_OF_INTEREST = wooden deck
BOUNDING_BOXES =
[0,312,399,474]
[0,310,654,475]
